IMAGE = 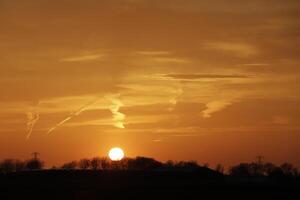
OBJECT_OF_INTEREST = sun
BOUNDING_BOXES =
[108,147,124,161]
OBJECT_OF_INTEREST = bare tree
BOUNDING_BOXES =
[90,157,101,170]
[61,161,78,170]
[99,157,111,170]
[280,162,296,176]
[79,159,91,170]
[229,163,252,177]
[15,160,26,172]
[263,162,276,176]
[0,159,15,173]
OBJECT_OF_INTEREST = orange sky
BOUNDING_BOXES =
[1,0,300,168]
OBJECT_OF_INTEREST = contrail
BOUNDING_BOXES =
[26,110,40,140]
[47,98,100,135]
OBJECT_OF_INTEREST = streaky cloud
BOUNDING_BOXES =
[165,74,249,80]
[60,54,103,62]
[136,51,171,56]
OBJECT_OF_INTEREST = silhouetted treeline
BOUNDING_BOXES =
[0,158,44,173]
[229,162,298,177]
[60,157,299,178]
[0,156,298,178]
[61,157,199,171]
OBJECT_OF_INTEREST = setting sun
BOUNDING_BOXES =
[108,147,125,161]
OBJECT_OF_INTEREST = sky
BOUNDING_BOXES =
[1,0,300,168]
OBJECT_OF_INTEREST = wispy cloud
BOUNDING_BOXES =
[165,74,249,80]
[168,87,183,111]
[60,54,103,62]
[107,95,125,129]
[242,63,270,66]
[204,42,257,57]
[202,100,232,118]
[136,51,171,56]
[272,116,291,125]
[153,57,190,63]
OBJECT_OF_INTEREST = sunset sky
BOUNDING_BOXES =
[1,0,300,168]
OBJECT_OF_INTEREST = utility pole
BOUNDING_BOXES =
[256,155,264,165]
[32,152,40,160]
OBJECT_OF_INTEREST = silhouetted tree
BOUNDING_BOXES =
[15,160,26,172]
[91,157,101,170]
[215,164,225,174]
[128,157,162,170]
[99,158,111,170]
[79,159,91,170]
[254,162,266,176]
[165,160,175,169]
[268,167,285,178]
[26,158,44,170]
[62,161,78,170]
[118,158,130,170]
[175,161,199,171]
[229,163,252,177]
[280,162,297,176]
[263,162,277,176]
[229,161,300,178]
[203,163,210,168]
[0,159,15,173]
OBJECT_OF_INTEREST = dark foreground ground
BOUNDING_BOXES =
[0,170,299,200]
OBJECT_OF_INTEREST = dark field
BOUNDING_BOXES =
[0,170,299,200]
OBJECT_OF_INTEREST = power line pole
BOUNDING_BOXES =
[256,155,264,165]
[32,152,40,160]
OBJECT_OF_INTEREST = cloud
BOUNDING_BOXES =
[204,42,257,57]
[107,94,125,129]
[242,63,270,66]
[60,54,103,62]
[168,87,183,111]
[153,57,190,63]
[272,116,291,125]
[202,100,232,118]
[135,51,171,56]
[165,74,249,80]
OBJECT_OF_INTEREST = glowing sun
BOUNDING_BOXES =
[108,147,124,161]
